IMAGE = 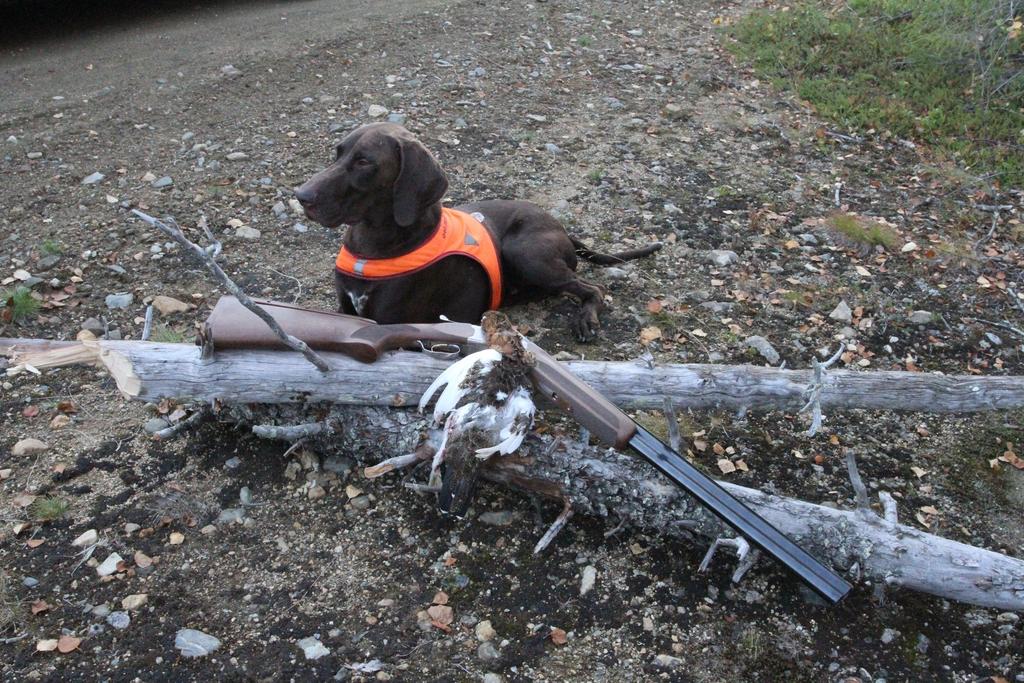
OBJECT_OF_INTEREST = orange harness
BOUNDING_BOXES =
[335,208,503,310]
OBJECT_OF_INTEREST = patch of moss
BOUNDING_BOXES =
[826,213,899,250]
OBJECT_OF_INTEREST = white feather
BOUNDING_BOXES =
[474,387,535,458]
[418,349,502,418]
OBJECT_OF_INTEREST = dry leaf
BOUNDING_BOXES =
[550,627,568,645]
[717,459,736,474]
[639,326,662,345]
[31,600,51,615]
[22,405,39,418]
[13,493,37,508]
[855,265,871,277]
[919,505,940,516]
[735,459,749,472]
[432,591,449,606]
[427,604,453,627]
[783,239,799,250]
[910,466,929,478]
[134,551,153,568]
[36,639,59,652]
[168,532,185,545]
[712,443,725,456]
[57,635,81,653]
[646,299,663,313]
[690,328,707,337]
[692,439,707,452]
[26,538,45,548]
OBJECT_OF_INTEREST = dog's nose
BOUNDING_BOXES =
[293,185,317,206]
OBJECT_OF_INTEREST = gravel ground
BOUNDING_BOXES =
[1,0,1022,681]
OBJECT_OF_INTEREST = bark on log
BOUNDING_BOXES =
[236,403,1024,612]
[4,338,1023,414]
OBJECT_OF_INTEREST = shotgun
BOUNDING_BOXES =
[204,296,851,604]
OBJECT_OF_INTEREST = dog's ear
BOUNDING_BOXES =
[393,136,448,227]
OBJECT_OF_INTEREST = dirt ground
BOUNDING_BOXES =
[1,0,1023,681]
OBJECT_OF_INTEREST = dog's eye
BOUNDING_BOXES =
[352,156,372,167]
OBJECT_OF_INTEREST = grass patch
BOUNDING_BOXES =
[826,212,900,249]
[30,496,69,523]
[0,571,22,634]
[729,0,1024,186]
[40,239,62,255]
[150,325,186,343]
[1,286,41,323]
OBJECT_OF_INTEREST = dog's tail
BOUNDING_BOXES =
[570,237,663,266]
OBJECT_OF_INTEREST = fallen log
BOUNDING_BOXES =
[6,337,1024,609]
[4,338,1023,414]
[234,403,1024,612]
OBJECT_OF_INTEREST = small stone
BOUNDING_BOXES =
[176,628,221,657]
[483,675,503,683]
[151,295,191,315]
[168,532,185,545]
[220,64,242,77]
[475,620,496,642]
[478,510,514,526]
[6,135,16,144]
[91,604,111,618]
[345,484,362,498]
[82,172,105,185]
[107,611,130,629]
[235,226,261,240]
[881,628,898,644]
[997,612,1020,624]
[655,654,683,668]
[239,487,253,505]
[298,636,330,660]
[224,456,242,469]
[477,642,501,663]
[415,610,433,632]
[324,456,353,476]
[81,318,105,335]
[916,634,930,654]
[96,553,124,577]
[36,254,61,271]
[707,249,738,267]
[217,508,245,524]
[27,151,43,159]
[289,198,304,215]
[907,310,933,325]
[13,438,49,456]
[121,593,148,610]
[124,523,140,534]
[272,201,287,216]
[367,105,388,118]
[386,113,407,125]
[453,117,468,129]
[603,266,629,280]
[144,417,170,434]
[580,565,597,596]
[23,577,39,588]
[141,171,157,182]
[744,336,780,364]
[350,495,371,510]
[293,222,308,233]
[105,292,134,309]
[226,152,248,161]
[829,300,853,324]
[985,332,1003,346]
[151,176,173,189]
[72,529,98,547]
[699,301,734,313]
[544,142,562,155]
[307,484,327,500]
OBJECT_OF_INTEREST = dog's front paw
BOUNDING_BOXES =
[574,311,600,342]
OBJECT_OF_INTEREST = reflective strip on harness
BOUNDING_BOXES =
[335,208,503,310]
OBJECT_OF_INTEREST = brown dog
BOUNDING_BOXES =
[294,123,660,341]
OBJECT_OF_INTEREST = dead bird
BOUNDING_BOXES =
[417,311,536,515]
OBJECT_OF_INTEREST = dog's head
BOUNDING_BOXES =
[293,123,448,229]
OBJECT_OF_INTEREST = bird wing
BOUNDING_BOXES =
[474,387,535,458]
[417,349,502,421]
